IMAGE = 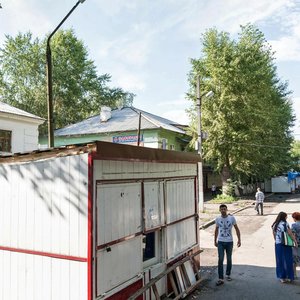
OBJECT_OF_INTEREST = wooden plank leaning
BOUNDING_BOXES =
[128,249,203,300]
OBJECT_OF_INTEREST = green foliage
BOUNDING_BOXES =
[187,24,294,187]
[0,30,134,134]
[210,194,237,204]
[220,179,237,196]
[290,140,300,171]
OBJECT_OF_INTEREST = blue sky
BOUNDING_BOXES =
[1,0,300,138]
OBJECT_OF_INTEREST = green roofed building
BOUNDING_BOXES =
[39,106,190,151]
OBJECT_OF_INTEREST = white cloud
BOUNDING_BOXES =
[92,0,138,17]
[177,0,290,38]
[270,15,300,62]
[155,94,191,125]
[114,38,151,66]
[0,0,52,43]
[271,37,300,61]
[161,109,189,125]
[157,98,188,107]
[95,23,155,67]
[110,67,146,92]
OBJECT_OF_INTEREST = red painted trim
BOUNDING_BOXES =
[0,246,87,262]
[88,153,94,300]
[194,177,200,245]
[96,232,143,250]
[106,278,143,300]
[94,170,99,297]
[166,214,197,226]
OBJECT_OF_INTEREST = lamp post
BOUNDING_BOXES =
[196,76,214,212]
[46,0,86,148]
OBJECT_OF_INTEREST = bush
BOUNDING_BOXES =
[222,179,237,196]
[210,194,237,204]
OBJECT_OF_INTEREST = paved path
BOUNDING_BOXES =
[188,195,300,300]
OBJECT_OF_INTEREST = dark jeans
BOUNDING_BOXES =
[217,241,233,279]
[255,202,263,215]
[275,243,294,280]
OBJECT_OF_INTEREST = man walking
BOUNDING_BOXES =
[214,204,241,286]
[255,187,265,215]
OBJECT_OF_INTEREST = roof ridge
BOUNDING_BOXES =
[130,106,161,128]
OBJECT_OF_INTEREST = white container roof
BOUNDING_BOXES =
[0,101,44,122]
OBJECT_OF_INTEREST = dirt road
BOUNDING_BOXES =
[188,194,300,300]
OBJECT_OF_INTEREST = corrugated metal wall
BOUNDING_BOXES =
[0,154,89,300]
[97,182,142,245]
[94,160,198,299]
[96,182,143,296]
[165,179,195,223]
[144,181,164,230]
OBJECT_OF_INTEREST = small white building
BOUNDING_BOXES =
[0,101,44,155]
[0,141,201,300]
[271,176,292,193]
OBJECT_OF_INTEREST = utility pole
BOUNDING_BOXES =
[196,78,214,212]
[196,76,205,212]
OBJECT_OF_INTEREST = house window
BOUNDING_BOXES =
[161,138,167,149]
[0,130,12,152]
[169,144,175,150]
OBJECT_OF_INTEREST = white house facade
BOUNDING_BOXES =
[0,101,44,155]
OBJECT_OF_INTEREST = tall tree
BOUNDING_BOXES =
[0,29,134,134]
[187,25,294,192]
[290,140,300,171]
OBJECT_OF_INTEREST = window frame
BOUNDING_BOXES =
[0,129,12,153]
[142,229,161,268]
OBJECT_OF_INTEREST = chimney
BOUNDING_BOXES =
[100,106,112,122]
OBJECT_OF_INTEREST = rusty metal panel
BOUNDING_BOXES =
[94,160,197,181]
[97,182,142,245]
[94,141,200,163]
[144,181,164,230]
[166,218,197,259]
[165,179,196,223]
[96,237,143,297]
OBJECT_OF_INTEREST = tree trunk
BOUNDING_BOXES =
[221,164,231,195]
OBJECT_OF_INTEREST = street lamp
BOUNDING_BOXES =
[46,0,86,148]
[196,76,214,212]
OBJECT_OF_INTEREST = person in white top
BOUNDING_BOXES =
[211,184,217,197]
[214,204,241,286]
[255,187,265,215]
[272,211,298,283]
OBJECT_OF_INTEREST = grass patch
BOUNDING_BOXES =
[210,194,237,204]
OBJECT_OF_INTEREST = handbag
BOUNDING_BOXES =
[281,223,295,247]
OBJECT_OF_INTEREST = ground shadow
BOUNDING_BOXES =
[188,264,300,300]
